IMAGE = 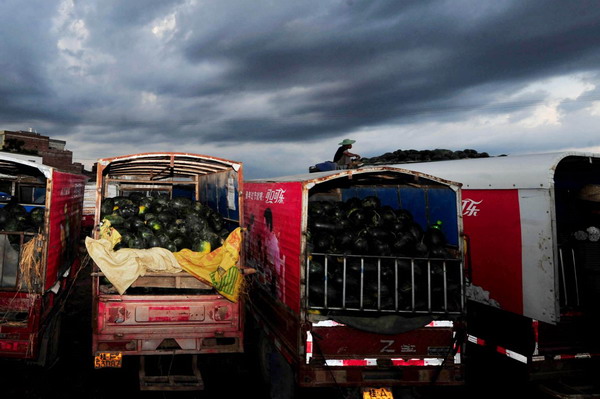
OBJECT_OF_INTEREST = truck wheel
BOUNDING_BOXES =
[257,330,272,386]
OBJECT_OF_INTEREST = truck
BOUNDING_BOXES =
[89,152,245,391]
[0,153,86,366]
[398,152,600,396]
[243,166,467,398]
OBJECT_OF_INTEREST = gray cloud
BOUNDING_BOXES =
[1,0,600,176]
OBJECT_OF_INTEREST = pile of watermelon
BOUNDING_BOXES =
[101,194,228,253]
[306,196,461,312]
[0,204,45,233]
[307,196,450,258]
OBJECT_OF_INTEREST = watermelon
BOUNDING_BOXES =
[99,193,231,254]
[30,207,45,228]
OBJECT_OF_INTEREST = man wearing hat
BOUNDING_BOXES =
[333,139,361,169]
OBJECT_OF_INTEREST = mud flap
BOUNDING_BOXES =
[138,355,204,391]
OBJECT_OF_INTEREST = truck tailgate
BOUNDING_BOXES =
[310,323,457,363]
[95,294,242,354]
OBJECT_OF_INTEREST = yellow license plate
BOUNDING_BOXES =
[362,387,393,399]
[94,352,123,369]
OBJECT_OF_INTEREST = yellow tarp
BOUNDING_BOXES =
[173,227,243,303]
[87,220,243,302]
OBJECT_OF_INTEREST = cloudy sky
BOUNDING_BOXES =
[1,0,600,178]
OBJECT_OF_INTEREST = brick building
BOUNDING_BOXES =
[0,130,84,174]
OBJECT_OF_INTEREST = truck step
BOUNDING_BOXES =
[138,355,204,391]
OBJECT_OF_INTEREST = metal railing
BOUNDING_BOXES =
[558,242,600,310]
[306,253,464,315]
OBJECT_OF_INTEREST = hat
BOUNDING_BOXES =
[338,139,356,145]
[579,184,600,202]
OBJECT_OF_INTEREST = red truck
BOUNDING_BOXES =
[89,152,245,391]
[401,152,600,396]
[0,154,86,365]
[244,166,467,398]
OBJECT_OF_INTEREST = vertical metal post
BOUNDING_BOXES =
[394,259,399,311]
[443,261,448,312]
[360,257,364,310]
[342,257,347,309]
[377,258,381,310]
[411,259,415,311]
[559,248,568,306]
[306,257,311,308]
[324,256,329,309]
[571,248,580,307]
[459,260,465,311]
[427,260,432,312]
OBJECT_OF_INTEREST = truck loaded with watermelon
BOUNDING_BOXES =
[244,167,467,398]
[86,152,247,391]
[0,154,86,365]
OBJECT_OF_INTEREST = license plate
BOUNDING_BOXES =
[94,352,123,369]
[362,387,393,399]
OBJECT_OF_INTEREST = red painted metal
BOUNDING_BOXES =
[461,189,523,315]
[244,182,303,313]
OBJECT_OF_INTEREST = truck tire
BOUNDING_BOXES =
[257,330,272,386]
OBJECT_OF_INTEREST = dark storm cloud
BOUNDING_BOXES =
[0,1,56,110]
[177,0,600,143]
[1,0,600,154]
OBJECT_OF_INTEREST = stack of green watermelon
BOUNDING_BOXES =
[101,194,228,253]
[0,204,44,249]
[306,196,462,312]
[0,204,45,233]
[307,196,450,258]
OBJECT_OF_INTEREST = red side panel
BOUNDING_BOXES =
[462,189,523,314]
[244,182,303,313]
[0,293,42,359]
[46,171,86,291]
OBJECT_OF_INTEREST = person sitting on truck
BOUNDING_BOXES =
[333,139,361,169]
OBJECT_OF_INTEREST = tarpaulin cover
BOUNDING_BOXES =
[173,227,243,302]
[85,237,181,295]
[86,222,243,301]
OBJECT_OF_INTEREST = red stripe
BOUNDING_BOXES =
[532,320,539,344]
[148,306,190,311]
[393,359,426,366]
[345,359,368,366]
